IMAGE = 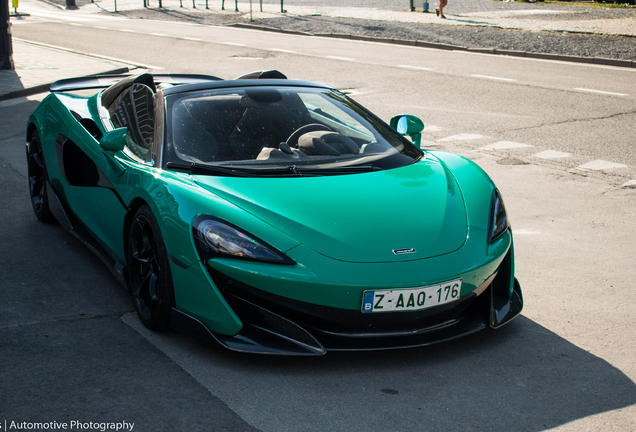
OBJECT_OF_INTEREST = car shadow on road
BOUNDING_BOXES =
[137,314,636,431]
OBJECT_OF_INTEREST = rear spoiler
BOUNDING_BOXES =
[50,74,223,92]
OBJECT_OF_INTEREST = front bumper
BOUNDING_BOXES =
[171,243,523,355]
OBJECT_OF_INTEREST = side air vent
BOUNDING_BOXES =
[70,110,104,141]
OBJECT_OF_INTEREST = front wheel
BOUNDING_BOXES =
[127,205,175,330]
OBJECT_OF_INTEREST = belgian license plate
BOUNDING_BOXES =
[361,279,462,313]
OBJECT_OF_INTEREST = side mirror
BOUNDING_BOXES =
[100,127,127,152]
[390,115,424,148]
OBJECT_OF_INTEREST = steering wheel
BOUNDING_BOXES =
[286,123,332,147]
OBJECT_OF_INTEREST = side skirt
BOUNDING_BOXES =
[47,180,128,289]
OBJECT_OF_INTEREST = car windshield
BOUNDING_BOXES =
[163,86,422,176]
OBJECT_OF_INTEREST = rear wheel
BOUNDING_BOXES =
[26,130,55,223]
[127,205,175,330]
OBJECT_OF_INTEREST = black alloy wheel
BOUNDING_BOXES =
[127,205,175,330]
[26,130,55,223]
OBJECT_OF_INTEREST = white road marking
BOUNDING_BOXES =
[69,23,83,26]
[224,42,246,46]
[471,74,516,82]
[622,180,636,188]
[481,141,533,150]
[181,37,202,41]
[532,150,571,159]
[437,133,485,142]
[120,29,138,33]
[151,33,169,37]
[397,65,433,71]
[94,26,109,29]
[326,56,356,62]
[12,38,164,70]
[576,160,628,171]
[574,88,628,97]
[270,49,296,53]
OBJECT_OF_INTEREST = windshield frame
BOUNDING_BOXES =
[161,82,423,176]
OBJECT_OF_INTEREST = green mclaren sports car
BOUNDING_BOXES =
[26,70,522,355]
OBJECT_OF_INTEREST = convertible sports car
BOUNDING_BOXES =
[26,70,522,355]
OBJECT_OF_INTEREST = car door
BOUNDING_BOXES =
[62,83,156,264]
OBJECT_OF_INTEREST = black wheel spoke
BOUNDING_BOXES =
[139,274,158,321]
[131,238,150,264]
[31,153,44,169]
[29,175,43,197]
[148,274,159,304]
[151,255,161,273]
[29,175,40,189]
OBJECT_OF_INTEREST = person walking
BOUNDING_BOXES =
[436,0,447,19]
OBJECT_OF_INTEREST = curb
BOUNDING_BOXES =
[0,67,130,102]
[226,23,636,69]
[226,23,313,36]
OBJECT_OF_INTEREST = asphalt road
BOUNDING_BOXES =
[3,8,636,432]
[11,14,636,177]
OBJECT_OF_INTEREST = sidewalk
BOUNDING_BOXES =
[0,39,131,101]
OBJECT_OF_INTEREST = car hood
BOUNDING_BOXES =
[192,158,467,263]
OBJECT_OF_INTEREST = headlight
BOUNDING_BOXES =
[193,216,295,264]
[488,190,510,243]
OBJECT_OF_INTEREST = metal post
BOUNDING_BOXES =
[234,0,238,11]
[409,0,414,11]
[0,0,14,70]
[114,0,117,12]
[205,0,208,9]
[221,0,224,9]
[192,0,196,8]
[280,0,285,13]
[259,0,262,12]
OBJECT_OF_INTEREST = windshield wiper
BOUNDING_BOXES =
[167,162,308,177]
[166,162,252,177]
[294,164,378,175]
[166,162,378,178]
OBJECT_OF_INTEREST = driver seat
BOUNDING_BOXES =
[229,105,298,161]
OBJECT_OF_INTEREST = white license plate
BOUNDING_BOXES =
[361,279,462,313]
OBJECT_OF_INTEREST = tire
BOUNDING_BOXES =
[26,129,56,223]
[127,205,175,330]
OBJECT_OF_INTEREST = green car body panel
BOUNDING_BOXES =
[26,73,522,354]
